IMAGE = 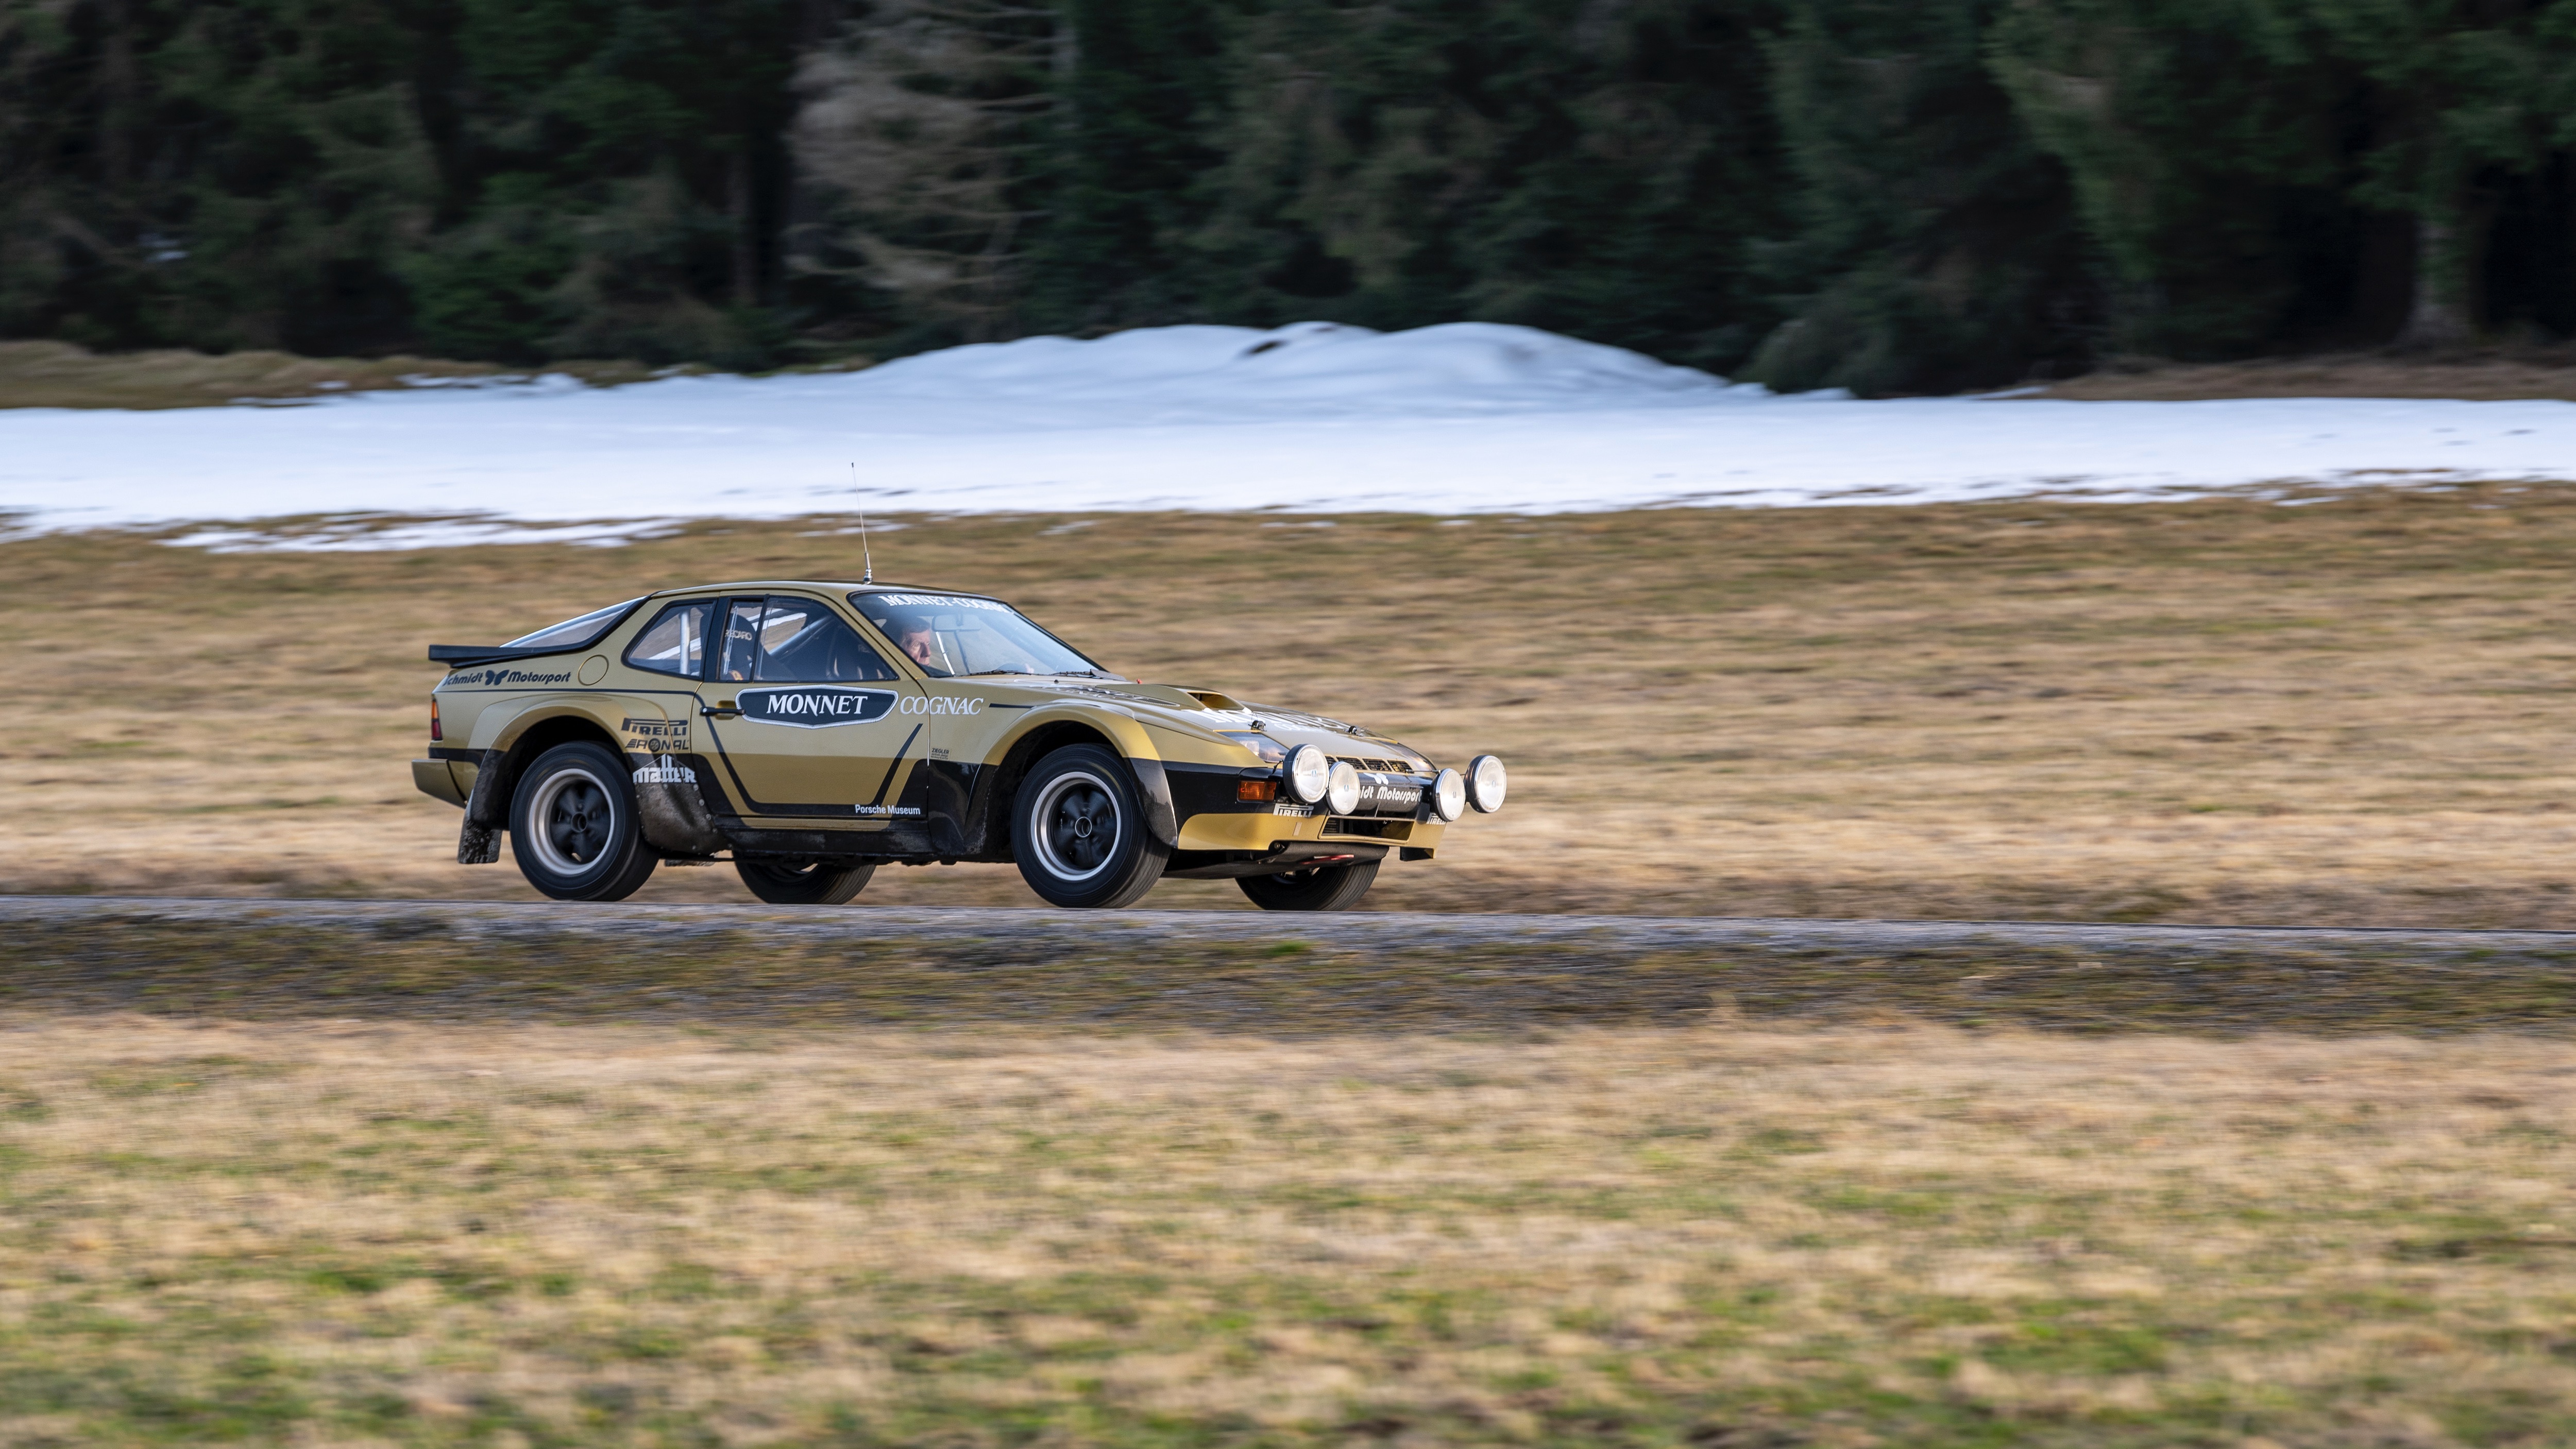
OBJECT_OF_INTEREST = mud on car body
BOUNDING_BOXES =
[414,582,1506,911]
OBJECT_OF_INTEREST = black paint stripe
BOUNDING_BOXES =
[867,725,922,808]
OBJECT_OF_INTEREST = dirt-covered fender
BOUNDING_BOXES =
[460,697,630,834]
[997,700,1178,848]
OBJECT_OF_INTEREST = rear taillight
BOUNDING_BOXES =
[429,699,443,741]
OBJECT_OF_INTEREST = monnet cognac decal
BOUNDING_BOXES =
[899,695,985,717]
[734,686,897,728]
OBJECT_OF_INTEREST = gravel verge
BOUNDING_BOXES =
[5,896,2575,1034]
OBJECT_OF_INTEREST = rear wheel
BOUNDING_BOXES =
[1238,857,1379,912]
[1012,744,1167,909]
[508,741,658,901]
[735,858,874,905]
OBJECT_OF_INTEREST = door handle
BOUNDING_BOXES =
[701,700,740,719]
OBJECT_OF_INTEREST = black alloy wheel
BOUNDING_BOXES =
[507,741,659,901]
[1011,743,1168,909]
[735,857,875,905]
[1238,857,1380,912]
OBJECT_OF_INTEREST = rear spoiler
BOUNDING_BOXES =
[427,644,577,668]
[427,597,650,669]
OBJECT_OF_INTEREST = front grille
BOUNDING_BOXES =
[1325,818,1412,840]
[1332,756,1414,774]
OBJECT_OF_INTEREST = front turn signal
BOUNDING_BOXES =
[1237,779,1277,803]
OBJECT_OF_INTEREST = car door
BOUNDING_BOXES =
[697,594,927,826]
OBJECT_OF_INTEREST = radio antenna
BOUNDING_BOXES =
[851,462,872,584]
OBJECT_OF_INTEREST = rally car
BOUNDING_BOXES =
[414,582,1506,910]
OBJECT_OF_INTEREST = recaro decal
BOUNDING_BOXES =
[735,686,897,728]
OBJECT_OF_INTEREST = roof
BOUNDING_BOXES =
[651,581,1005,601]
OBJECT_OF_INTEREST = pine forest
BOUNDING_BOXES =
[4,0,2574,394]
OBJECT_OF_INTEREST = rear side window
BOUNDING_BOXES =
[506,598,644,651]
[752,597,897,683]
[624,602,710,678]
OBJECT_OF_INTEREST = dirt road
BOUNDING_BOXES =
[9,896,2576,1035]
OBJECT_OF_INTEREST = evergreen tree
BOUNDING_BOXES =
[2290,0,2569,346]
[1748,0,2092,394]
[1164,0,1785,370]
[5,0,2575,378]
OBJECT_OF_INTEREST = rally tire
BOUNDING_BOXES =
[735,858,875,905]
[1238,858,1380,913]
[1012,744,1168,909]
[507,741,659,901]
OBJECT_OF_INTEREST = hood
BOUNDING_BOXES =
[991,676,1433,771]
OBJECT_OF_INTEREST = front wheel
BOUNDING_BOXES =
[735,858,874,905]
[507,741,658,901]
[1012,744,1168,909]
[1238,857,1379,912]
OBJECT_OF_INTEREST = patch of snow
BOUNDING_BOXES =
[1,320,2572,549]
[164,516,684,553]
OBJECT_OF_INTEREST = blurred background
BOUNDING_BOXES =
[4,0,2573,395]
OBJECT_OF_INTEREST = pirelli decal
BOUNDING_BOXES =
[734,686,897,728]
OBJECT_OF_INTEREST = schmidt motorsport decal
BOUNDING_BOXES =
[735,686,897,728]
[444,667,575,687]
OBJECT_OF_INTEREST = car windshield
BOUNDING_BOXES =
[504,598,643,651]
[850,591,1104,678]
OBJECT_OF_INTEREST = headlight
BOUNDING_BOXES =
[1428,767,1467,822]
[1219,730,1286,764]
[1284,744,1331,804]
[1467,754,1507,813]
[1325,760,1362,816]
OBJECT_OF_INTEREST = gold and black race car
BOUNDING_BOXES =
[414,582,1506,910]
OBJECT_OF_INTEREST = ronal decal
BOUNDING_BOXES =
[733,686,897,728]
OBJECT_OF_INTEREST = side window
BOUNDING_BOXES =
[716,599,766,682]
[752,597,897,683]
[622,602,709,678]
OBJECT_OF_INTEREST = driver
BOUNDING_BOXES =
[886,613,944,673]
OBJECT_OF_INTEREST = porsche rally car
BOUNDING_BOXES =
[414,582,1506,910]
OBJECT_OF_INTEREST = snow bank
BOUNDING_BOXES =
[852,321,1734,410]
[2,320,2571,545]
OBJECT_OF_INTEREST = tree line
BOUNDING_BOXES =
[3,0,2572,395]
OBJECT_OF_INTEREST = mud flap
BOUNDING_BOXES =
[631,754,726,856]
[458,748,509,864]
[1127,755,1180,848]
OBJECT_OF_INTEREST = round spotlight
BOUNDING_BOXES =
[1284,744,1331,805]
[1325,760,1363,816]
[1467,754,1507,814]
[1428,767,1467,823]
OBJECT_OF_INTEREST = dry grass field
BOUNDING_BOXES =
[1,1015,2572,1447]
[2038,352,2576,401]
[9,485,2576,922]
